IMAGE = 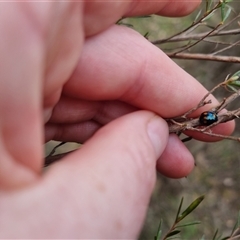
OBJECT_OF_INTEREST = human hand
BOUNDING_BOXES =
[0,1,234,238]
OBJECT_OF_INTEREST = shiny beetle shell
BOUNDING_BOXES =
[199,111,218,126]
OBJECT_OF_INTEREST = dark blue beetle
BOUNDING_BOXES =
[199,111,218,126]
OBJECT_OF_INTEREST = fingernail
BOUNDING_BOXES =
[147,116,168,157]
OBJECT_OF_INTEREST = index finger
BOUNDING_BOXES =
[63,25,234,137]
[63,25,215,117]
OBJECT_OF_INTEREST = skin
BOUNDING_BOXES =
[0,1,235,238]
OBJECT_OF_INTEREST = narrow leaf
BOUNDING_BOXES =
[231,222,238,236]
[206,0,214,12]
[194,9,202,23]
[175,221,201,228]
[144,32,149,39]
[230,212,240,236]
[222,5,232,22]
[221,2,226,22]
[202,9,217,22]
[226,71,240,90]
[206,0,209,12]
[154,219,162,240]
[221,236,231,240]
[165,230,181,238]
[177,195,204,222]
[175,197,184,222]
[212,229,218,240]
[225,85,238,93]
[200,235,205,240]
[231,70,240,79]
[229,80,240,87]
[237,211,240,227]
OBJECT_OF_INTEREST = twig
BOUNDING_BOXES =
[152,1,222,45]
[152,29,240,45]
[167,75,240,142]
[165,53,240,63]
[215,89,240,112]
[172,23,223,55]
[212,39,240,55]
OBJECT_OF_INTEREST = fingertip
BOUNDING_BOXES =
[147,115,169,158]
[156,134,195,178]
[155,0,201,17]
[125,1,201,17]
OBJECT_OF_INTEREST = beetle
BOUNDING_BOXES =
[199,111,218,126]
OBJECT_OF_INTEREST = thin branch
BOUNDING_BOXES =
[212,39,240,55]
[201,38,240,46]
[152,1,222,45]
[152,29,240,45]
[189,128,240,142]
[172,23,222,55]
[165,53,240,63]
[215,89,240,112]
[214,13,240,33]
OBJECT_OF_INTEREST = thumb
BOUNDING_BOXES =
[42,110,168,238]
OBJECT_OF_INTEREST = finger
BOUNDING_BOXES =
[63,25,221,117]
[46,96,235,143]
[84,1,201,36]
[126,0,201,17]
[47,124,195,179]
[45,111,169,238]
[0,2,84,190]
[45,121,101,143]
[46,113,195,181]
[1,111,169,238]
[45,97,138,142]
[156,134,195,178]
[47,96,137,124]
[63,25,235,140]
[0,3,44,189]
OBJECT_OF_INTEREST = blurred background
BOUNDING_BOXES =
[124,1,240,239]
[46,1,240,239]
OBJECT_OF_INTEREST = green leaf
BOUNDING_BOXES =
[154,219,162,240]
[237,211,240,227]
[175,221,201,228]
[175,197,183,222]
[231,70,240,79]
[224,71,240,92]
[165,230,181,238]
[225,85,238,92]
[144,32,149,39]
[212,229,218,240]
[227,80,240,87]
[202,9,217,22]
[177,195,204,222]
[220,236,231,240]
[222,5,232,22]
[206,0,214,12]
[199,235,205,240]
[194,9,202,23]
[220,1,226,22]
[230,212,240,236]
